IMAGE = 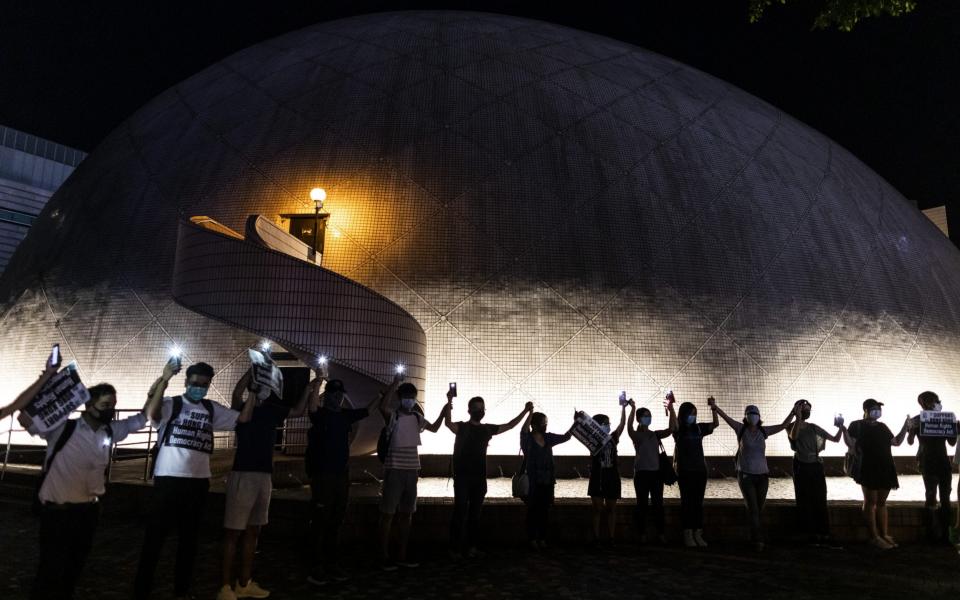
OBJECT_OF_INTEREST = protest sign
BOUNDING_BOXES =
[919,410,958,438]
[248,348,283,401]
[572,411,611,455]
[24,367,90,433]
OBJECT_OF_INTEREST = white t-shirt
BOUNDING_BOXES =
[151,396,238,478]
[31,413,146,503]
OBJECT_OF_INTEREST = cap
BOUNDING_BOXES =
[744,404,760,415]
[862,399,884,411]
[326,379,345,393]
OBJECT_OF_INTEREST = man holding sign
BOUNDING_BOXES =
[1,349,147,600]
[907,390,957,544]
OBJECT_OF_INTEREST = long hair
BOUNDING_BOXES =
[677,402,696,434]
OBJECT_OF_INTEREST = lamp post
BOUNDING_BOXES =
[309,187,326,262]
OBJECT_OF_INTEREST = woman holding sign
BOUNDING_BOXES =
[844,399,910,550]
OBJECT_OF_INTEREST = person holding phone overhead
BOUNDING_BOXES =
[0,349,148,600]
[675,396,719,547]
[627,393,677,545]
[444,393,532,559]
[787,399,844,546]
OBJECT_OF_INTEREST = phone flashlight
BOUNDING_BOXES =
[450,382,458,397]
[50,343,60,367]
[259,340,272,353]
[318,355,329,366]
[395,364,406,375]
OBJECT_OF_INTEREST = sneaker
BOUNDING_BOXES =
[683,529,696,547]
[693,529,708,547]
[235,579,270,599]
[882,535,899,548]
[327,565,349,582]
[869,536,893,550]
[377,558,398,572]
[396,558,420,568]
[216,586,237,600]
[306,568,328,586]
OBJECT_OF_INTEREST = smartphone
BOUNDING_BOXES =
[834,413,844,427]
[49,344,60,369]
[167,353,182,372]
[395,364,406,380]
[618,391,627,406]
[449,382,458,397]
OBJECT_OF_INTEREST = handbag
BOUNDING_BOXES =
[658,439,678,486]
[511,450,529,499]
[843,448,862,480]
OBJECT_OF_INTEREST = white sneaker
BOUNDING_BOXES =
[694,529,708,547]
[235,579,270,599]
[216,585,237,600]
[683,529,697,547]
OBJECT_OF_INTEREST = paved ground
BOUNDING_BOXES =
[1,497,958,600]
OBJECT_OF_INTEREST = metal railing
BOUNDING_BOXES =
[1,408,312,483]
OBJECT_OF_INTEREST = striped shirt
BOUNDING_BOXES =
[384,412,424,470]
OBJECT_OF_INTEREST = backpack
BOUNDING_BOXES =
[148,396,214,478]
[33,419,113,515]
[376,412,399,464]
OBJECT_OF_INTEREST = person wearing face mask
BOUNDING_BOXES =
[520,409,575,550]
[712,399,795,551]
[906,391,956,544]
[673,397,719,547]
[375,382,446,570]
[583,404,627,547]
[304,373,394,586]
[216,365,307,600]
[134,360,240,600]
[627,394,677,545]
[444,395,533,559]
[844,399,910,549]
[787,399,844,546]
[1,354,147,600]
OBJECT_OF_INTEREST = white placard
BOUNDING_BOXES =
[248,348,283,401]
[572,411,611,456]
[24,367,90,433]
[919,410,957,438]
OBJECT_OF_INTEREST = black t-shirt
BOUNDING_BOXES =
[233,401,290,473]
[306,407,368,473]
[453,422,499,480]
[673,423,715,473]
[910,415,951,472]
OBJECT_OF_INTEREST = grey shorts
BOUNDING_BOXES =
[380,469,419,514]
[224,471,273,530]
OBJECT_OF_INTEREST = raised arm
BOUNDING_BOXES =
[892,416,910,447]
[0,363,58,420]
[424,401,447,433]
[710,399,739,431]
[613,402,627,439]
[146,360,180,423]
[443,397,459,434]
[657,399,678,439]
[824,424,844,443]
[763,410,797,436]
[236,387,257,424]
[369,374,402,416]
[231,369,252,412]
[626,400,638,442]
[708,397,720,429]
[496,401,534,435]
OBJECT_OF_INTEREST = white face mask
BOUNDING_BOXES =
[746,414,760,425]
[868,409,881,419]
[600,424,611,434]
[400,397,416,411]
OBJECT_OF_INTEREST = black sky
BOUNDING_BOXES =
[0,1,957,209]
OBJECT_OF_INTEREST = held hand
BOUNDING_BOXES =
[707,396,716,408]
[524,401,534,413]
[446,388,456,401]
[627,398,636,408]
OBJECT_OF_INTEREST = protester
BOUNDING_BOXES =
[303,374,395,585]
[520,409,575,550]
[134,360,241,600]
[376,381,446,570]
[583,404,626,546]
[906,391,956,544]
[0,354,147,600]
[712,399,795,551]
[787,399,844,546]
[217,365,307,600]
[627,395,677,545]
[445,395,532,558]
[673,397,718,547]
[845,399,909,549]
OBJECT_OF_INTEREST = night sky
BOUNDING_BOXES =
[0,1,956,210]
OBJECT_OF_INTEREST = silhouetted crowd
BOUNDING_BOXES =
[2,346,957,600]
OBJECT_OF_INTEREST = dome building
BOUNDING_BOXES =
[2,11,958,456]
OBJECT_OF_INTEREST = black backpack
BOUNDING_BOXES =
[33,419,113,515]
[148,396,214,478]
[376,412,398,464]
